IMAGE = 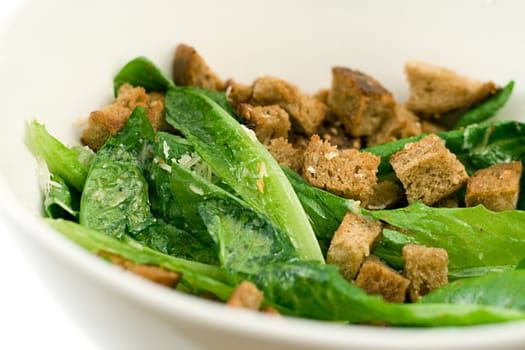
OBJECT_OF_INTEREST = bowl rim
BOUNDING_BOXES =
[1,178,525,350]
[2,0,525,346]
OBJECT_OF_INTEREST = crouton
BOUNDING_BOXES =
[314,88,330,104]
[355,256,410,303]
[328,67,396,137]
[435,193,459,208]
[265,137,303,173]
[317,113,362,150]
[82,105,130,151]
[227,281,264,310]
[327,212,382,281]
[420,120,447,134]
[405,61,496,118]
[366,180,405,210]
[403,244,448,301]
[81,84,169,151]
[465,161,522,211]
[366,105,422,147]
[99,251,181,287]
[128,265,181,288]
[172,43,225,91]
[225,79,253,108]
[289,133,310,152]
[303,135,379,205]
[147,92,169,130]
[251,76,327,135]
[237,103,291,144]
[261,306,281,316]
[389,134,469,205]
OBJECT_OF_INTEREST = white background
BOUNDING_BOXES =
[0,1,97,349]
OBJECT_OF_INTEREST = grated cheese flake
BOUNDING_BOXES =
[159,162,172,173]
[324,151,339,160]
[162,140,170,160]
[225,84,233,98]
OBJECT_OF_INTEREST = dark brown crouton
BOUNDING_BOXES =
[289,133,310,152]
[317,113,362,150]
[99,251,181,287]
[403,244,448,302]
[81,83,168,151]
[251,76,327,135]
[327,212,382,281]
[328,67,396,137]
[405,61,496,118]
[225,79,253,108]
[315,88,362,149]
[366,180,405,210]
[465,161,522,211]
[237,103,291,144]
[355,256,410,303]
[227,281,264,310]
[265,137,303,173]
[435,193,459,208]
[366,104,422,147]
[314,88,330,104]
[303,135,379,206]
[172,43,225,91]
[389,134,469,205]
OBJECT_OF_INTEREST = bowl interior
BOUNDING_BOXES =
[1,0,525,349]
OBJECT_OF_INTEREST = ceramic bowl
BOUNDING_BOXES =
[1,0,525,349]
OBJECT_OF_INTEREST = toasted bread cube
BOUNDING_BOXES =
[316,86,363,149]
[82,84,168,151]
[314,88,330,104]
[289,133,310,152]
[303,135,380,205]
[144,92,168,130]
[355,256,410,303]
[251,76,327,135]
[261,306,281,316]
[435,193,459,208]
[327,213,382,281]
[82,105,130,151]
[227,281,264,310]
[317,113,362,150]
[420,120,447,134]
[366,105,422,147]
[465,161,522,211]
[225,79,253,108]
[99,251,181,287]
[172,43,225,91]
[328,67,396,137]
[403,244,448,301]
[265,137,303,173]
[237,104,291,144]
[128,265,181,287]
[405,61,496,117]
[366,180,405,210]
[389,134,469,205]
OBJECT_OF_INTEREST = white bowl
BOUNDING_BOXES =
[1,0,525,349]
